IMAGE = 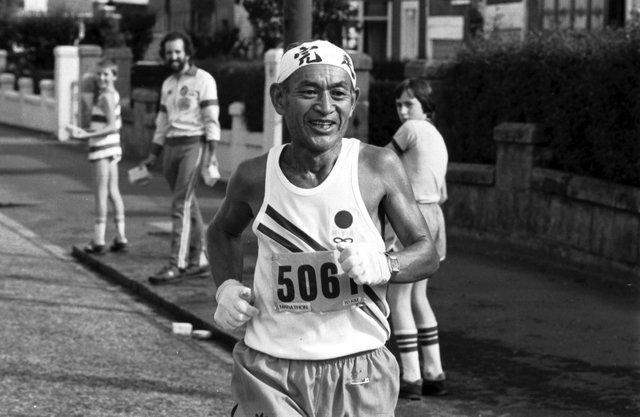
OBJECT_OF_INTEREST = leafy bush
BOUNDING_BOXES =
[189,25,253,60]
[242,0,356,49]
[0,15,77,71]
[131,62,170,91]
[368,80,400,146]
[0,12,155,72]
[119,12,156,61]
[370,60,405,82]
[434,29,640,186]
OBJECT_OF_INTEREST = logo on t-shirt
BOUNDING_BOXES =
[178,85,191,111]
[331,209,355,244]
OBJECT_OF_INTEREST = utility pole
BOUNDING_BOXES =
[392,0,401,61]
[281,0,312,143]
[283,0,312,47]
[419,0,427,59]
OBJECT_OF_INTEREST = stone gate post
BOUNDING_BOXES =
[263,48,283,151]
[346,52,372,142]
[493,123,547,191]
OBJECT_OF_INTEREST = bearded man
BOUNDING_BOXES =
[141,32,220,283]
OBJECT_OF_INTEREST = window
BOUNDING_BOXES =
[537,0,624,30]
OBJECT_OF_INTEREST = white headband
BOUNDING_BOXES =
[276,40,356,88]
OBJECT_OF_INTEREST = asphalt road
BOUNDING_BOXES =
[0,126,638,416]
[0,211,236,416]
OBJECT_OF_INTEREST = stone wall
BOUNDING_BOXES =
[444,122,639,277]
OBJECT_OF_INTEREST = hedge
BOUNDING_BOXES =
[434,29,640,186]
[368,80,400,147]
[0,12,155,72]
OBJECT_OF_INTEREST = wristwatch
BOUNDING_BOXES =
[385,252,400,278]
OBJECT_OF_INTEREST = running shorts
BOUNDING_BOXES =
[385,202,446,262]
[230,340,399,417]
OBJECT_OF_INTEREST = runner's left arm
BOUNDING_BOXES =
[379,148,440,283]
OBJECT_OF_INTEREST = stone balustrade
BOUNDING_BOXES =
[39,79,55,98]
[0,69,56,133]
[0,72,14,91]
[17,77,34,95]
[0,49,7,72]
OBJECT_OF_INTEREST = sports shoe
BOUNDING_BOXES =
[422,376,448,396]
[148,265,182,285]
[109,238,128,253]
[399,379,422,401]
[182,264,209,277]
[84,241,105,254]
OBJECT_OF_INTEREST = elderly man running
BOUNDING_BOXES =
[207,40,440,417]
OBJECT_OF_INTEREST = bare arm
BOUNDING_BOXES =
[207,157,265,330]
[206,157,265,287]
[71,93,119,139]
[361,145,439,283]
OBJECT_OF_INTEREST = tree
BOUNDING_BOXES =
[242,0,356,50]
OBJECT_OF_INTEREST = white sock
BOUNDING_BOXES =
[114,216,127,242]
[395,329,421,382]
[93,220,106,245]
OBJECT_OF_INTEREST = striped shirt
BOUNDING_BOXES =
[152,65,220,146]
[88,91,122,161]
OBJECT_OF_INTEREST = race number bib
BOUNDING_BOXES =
[271,251,366,313]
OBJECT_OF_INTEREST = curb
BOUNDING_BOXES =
[71,245,240,351]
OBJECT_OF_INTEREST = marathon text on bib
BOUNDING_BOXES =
[271,251,366,313]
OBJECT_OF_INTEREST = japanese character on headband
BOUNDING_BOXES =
[276,40,357,88]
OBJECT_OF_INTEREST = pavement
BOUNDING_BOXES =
[1,124,639,416]
[0,197,237,417]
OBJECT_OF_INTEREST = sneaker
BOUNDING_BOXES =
[148,265,182,285]
[399,379,422,401]
[109,238,128,253]
[84,241,105,254]
[422,376,448,396]
[182,264,209,277]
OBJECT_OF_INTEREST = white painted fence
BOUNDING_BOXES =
[0,46,91,139]
[0,72,57,133]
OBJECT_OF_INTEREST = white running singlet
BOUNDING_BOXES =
[247,138,390,360]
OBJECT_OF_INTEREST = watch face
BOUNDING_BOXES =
[390,257,400,272]
[386,253,400,273]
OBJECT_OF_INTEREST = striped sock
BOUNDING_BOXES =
[417,325,439,346]
[418,326,444,379]
[395,329,421,382]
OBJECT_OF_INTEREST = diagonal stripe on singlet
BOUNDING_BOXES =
[265,205,327,251]
[359,304,388,331]
[259,208,387,329]
[257,223,302,253]
[362,284,387,316]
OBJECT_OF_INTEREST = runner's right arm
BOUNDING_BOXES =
[206,156,266,329]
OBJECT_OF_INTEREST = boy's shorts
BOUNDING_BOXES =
[385,202,446,261]
[231,340,399,417]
